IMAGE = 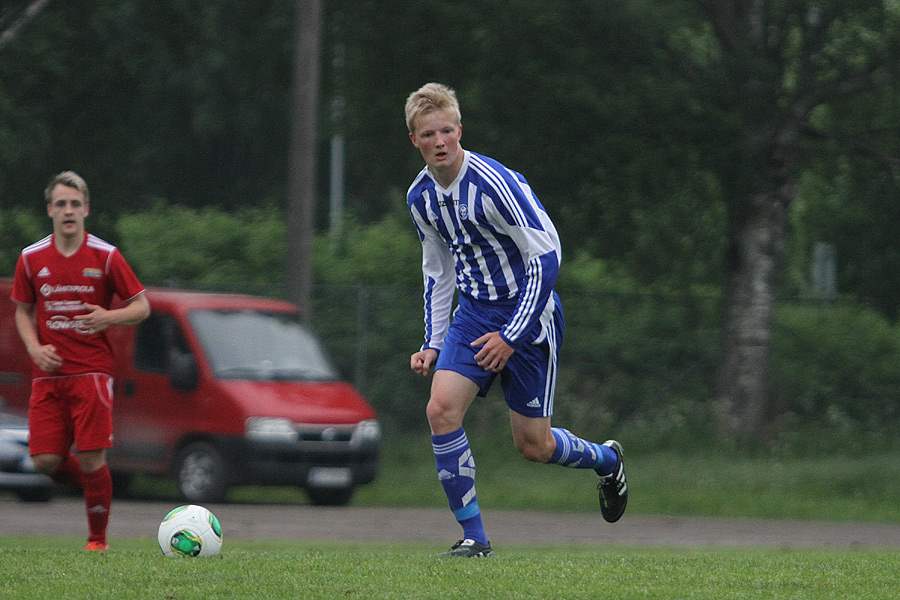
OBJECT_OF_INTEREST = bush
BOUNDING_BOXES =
[117,202,286,285]
[769,301,900,451]
[53,202,900,452]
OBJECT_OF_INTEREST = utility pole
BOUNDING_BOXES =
[329,37,346,254]
[285,0,322,319]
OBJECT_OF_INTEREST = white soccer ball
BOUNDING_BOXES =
[157,504,223,557]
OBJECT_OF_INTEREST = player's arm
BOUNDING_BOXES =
[410,204,455,354]
[75,292,150,333]
[14,302,63,372]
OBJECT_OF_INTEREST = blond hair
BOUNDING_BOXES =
[405,82,461,134]
[45,171,90,204]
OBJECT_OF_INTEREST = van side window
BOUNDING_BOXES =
[134,314,190,373]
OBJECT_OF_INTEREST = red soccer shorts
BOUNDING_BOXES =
[28,374,114,456]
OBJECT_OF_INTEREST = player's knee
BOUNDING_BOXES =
[515,438,555,463]
[77,450,106,473]
[31,453,62,475]
[426,398,462,434]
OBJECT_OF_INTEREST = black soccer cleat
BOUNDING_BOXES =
[596,440,628,523]
[440,538,493,558]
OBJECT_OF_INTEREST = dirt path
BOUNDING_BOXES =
[3,498,900,548]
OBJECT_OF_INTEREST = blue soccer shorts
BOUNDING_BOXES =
[434,292,564,418]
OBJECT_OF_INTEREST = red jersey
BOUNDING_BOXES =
[11,232,145,378]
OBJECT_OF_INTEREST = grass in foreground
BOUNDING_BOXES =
[2,537,900,600]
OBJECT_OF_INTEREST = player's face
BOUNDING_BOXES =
[47,184,89,238]
[410,110,463,186]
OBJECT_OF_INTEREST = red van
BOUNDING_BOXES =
[0,279,380,505]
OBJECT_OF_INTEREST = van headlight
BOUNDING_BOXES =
[245,417,299,443]
[350,419,381,447]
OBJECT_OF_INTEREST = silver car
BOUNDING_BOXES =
[0,410,57,502]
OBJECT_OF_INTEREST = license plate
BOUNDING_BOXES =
[308,467,352,488]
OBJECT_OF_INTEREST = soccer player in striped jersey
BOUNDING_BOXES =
[11,171,150,551]
[405,83,628,558]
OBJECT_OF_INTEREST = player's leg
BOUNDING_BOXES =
[426,369,477,435]
[502,305,627,522]
[33,452,83,488]
[427,370,491,556]
[72,375,115,550]
[507,409,627,521]
[508,410,615,470]
[28,379,82,487]
[78,448,111,549]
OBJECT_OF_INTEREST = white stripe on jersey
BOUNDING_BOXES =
[506,256,542,341]
[87,234,119,273]
[542,295,559,417]
[21,235,53,255]
[470,154,532,229]
[86,234,116,252]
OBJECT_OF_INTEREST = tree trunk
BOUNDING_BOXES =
[716,188,789,440]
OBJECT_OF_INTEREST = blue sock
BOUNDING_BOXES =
[432,428,488,545]
[548,427,617,474]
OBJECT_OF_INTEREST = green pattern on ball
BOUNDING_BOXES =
[163,505,190,521]
[208,513,223,538]
[170,530,202,556]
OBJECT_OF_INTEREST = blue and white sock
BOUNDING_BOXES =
[432,428,488,545]
[548,427,618,474]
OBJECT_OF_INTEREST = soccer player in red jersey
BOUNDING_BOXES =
[11,171,150,551]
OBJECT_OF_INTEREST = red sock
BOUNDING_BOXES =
[50,452,83,489]
[82,464,112,544]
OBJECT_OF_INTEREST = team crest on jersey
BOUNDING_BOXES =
[82,268,102,278]
[458,203,468,220]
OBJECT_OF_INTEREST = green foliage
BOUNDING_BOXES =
[116,202,286,286]
[6,199,900,442]
[0,0,293,213]
[2,0,899,318]
[101,201,900,442]
[0,208,47,276]
[771,302,900,442]
[314,208,422,287]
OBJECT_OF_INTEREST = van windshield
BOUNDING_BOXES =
[189,309,339,381]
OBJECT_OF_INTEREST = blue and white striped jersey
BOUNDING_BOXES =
[407,150,561,351]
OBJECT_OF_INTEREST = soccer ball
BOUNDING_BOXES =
[157,504,223,557]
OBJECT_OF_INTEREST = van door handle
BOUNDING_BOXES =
[122,380,136,397]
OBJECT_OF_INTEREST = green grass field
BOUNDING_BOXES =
[6,432,900,599]
[2,537,900,600]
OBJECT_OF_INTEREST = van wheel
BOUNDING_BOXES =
[175,442,228,503]
[306,486,354,506]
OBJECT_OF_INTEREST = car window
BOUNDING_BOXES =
[188,309,338,381]
[134,313,191,373]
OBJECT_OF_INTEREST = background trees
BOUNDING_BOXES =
[661,1,900,437]
[1,0,899,440]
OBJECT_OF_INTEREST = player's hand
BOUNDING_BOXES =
[411,349,438,377]
[471,331,514,373]
[30,344,63,372]
[74,303,110,334]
